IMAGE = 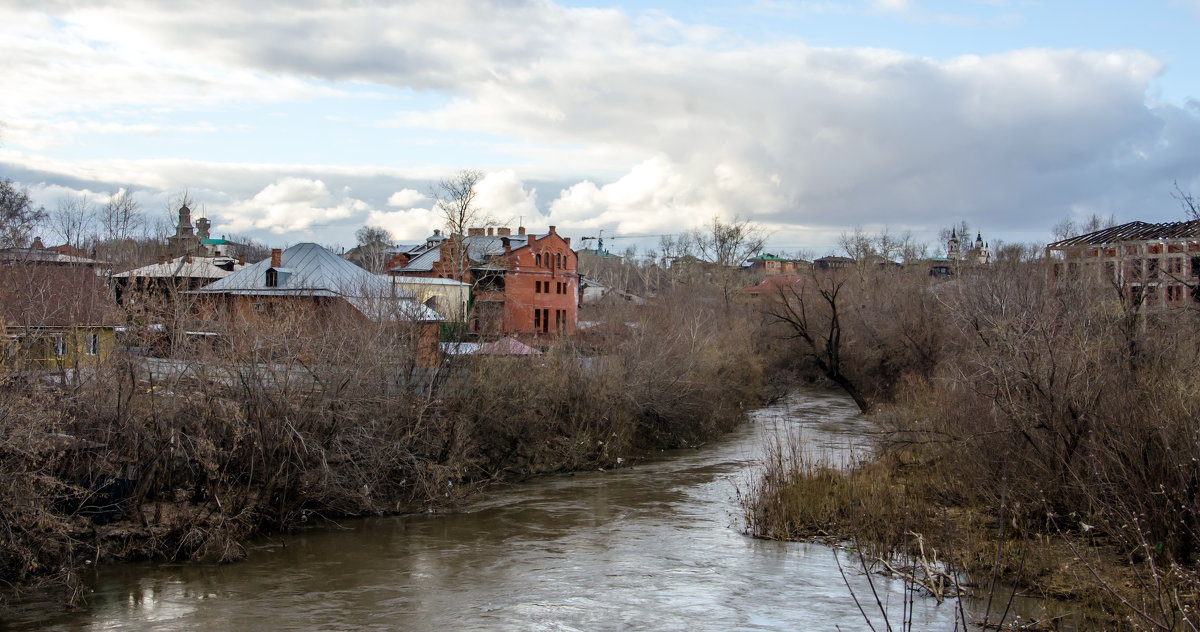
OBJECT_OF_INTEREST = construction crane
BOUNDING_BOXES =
[579,230,676,254]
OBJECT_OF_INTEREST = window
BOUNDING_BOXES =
[53,336,66,357]
[1168,285,1184,302]
[266,268,278,287]
[535,253,542,266]
[85,333,99,356]
[534,309,542,330]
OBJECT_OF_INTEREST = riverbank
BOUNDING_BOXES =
[0,298,766,607]
[2,387,984,632]
[748,250,1200,630]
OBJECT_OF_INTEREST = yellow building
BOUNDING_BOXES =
[385,275,471,323]
[0,266,122,371]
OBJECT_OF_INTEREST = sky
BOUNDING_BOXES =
[3,0,1200,256]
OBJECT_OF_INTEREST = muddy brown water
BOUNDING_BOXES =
[3,389,1063,631]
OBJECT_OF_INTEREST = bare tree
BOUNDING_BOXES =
[766,271,869,412]
[350,225,395,273]
[693,215,767,268]
[49,193,94,247]
[0,179,47,249]
[1051,213,1116,241]
[432,169,488,282]
[693,215,767,308]
[1174,182,1199,221]
[433,169,486,237]
[100,188,143,241]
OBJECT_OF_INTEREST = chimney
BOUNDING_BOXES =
[238,255,246,266]
[271,248,282,268]
[564,237,571,248]
[548,225,557,235]
[498,227,511,236]
[487,227,494,236]
[184,254,192,263]
[468,227,485,236]
[518,226,526,235]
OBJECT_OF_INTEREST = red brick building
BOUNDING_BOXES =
[1046,220,1200,307]
[390,226,579,336]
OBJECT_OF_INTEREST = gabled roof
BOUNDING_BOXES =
[390,232,541,274]
[1047,220,1200,248]
[0,248,108,268]
[194,243,442,322]
[114,256,244,280]
[386,275,471,287]
[200,237,240,246]
[815,255,855,263]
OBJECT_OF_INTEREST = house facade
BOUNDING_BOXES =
[746,254,804,275]
[390,226,579,337]
[0,266,121,371]
[1046,220,1200,306]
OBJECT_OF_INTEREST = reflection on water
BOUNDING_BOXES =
[3,389,1057,631]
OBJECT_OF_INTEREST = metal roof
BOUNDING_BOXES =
[386,275,470,287]
[194,243,442,322]
[1047,220,1200,248]
[391,233,540,274]
[114,256,244,279]
[0,248,108,267]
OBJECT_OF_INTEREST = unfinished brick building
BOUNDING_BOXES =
[1046,220,1200,306]
[389,226,579,336]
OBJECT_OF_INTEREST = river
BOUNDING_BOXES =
[3,389,1051,631]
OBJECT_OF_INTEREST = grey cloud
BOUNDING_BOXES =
[8,1,1200,245]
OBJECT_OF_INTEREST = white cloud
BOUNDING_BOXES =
[219,178,367,235]
[386,188,428,208]
[3,0,1200,249]
[474,170,540,226]
[365,207,441,242]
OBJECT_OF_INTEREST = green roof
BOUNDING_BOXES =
[750,253,788,261]
[201,238,238,245]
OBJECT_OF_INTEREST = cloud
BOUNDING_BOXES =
[474,170,540,226]
[4,0,1200,250]
[386,188,428,208]
[871,0,912,12]
[365,206,441,242]
[219,177,368,235]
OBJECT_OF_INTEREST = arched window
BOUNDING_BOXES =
[535,253,542,266]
